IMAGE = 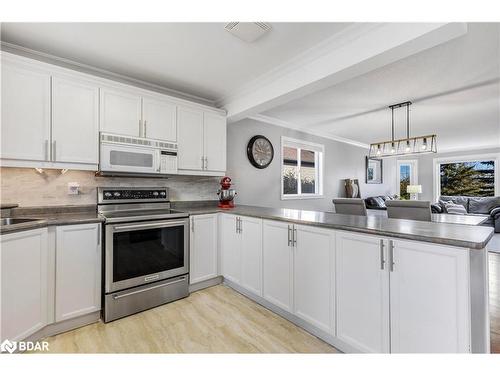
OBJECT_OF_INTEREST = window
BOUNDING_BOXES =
[434,155,498,199]
[281,137,324,199]
[397,160,418,200]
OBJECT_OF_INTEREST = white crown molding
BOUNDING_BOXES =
[432,143,500,155]
[222,23,468,123]
[1,41,218,108]
[216,23,380,107]
[248,114,369,149]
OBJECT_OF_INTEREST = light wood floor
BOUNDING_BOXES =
[490,252,500,353]
[42,285,337,353]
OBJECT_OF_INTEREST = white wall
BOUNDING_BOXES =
[227,118,395,212]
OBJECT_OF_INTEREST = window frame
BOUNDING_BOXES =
[280,136,324,200]
[433,153,499,201]
[396,159,418,200]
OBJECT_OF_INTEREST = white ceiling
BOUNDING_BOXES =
[260,23,500,151]
[0,22,350,102]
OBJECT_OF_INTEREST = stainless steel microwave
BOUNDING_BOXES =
[98,132,178,177]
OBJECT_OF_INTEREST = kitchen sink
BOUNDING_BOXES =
[0,218,42,226]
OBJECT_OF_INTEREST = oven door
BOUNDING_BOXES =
[105,218,189,293]
[100,142,159,174]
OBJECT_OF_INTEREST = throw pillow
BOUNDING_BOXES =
[444,202,467,215]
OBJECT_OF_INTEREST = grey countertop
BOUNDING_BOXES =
[177,203,494,250]
[0,205,104,235]
[1,202,494,249]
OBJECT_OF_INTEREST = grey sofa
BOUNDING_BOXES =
[432,196,500,232]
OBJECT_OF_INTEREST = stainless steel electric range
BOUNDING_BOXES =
[98,187,189,322]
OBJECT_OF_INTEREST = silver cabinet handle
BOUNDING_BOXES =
[239,217,242,233]
[44,140,49,161]
[293,226,297,246]
[235,217,238,233]
[51,140,56,161]
[389,240,395,272]
[191,217,194,232]
[139,120,143,137]
[205,156,208,170]
[379,239,385,270]
[201,156,205,170]
[144,120,147,138]
[287,225,291,246]
[112,276,187,300]
[97,224,101,246]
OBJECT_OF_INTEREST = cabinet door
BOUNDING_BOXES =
[190,214,218,284]
[203,112,226,172]
[262,220,293,312]
[220,214,241,284]
[0,228,48,341]
[1,60,51,161]
[389,240,470,353]
[100,86,142,136]
[52,75,99,164]
[142,96,177,142]
[177,106,204,171]
[55,223,101,322]
[335,232,390,353]
[240,216,263,296]
[294,225,335,333]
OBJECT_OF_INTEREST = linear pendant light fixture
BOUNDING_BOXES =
[369,101,437,158]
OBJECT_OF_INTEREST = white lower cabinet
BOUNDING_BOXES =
[239,216,263,296]
[262,220,293,312]
[0,228,48,341]
[55,223,102,322]
[293,225,335,334]
[389,239,470,353]
[335,231,390,353]
[190,214,218,284]
[220,214,263,295]
[220,214,241,284]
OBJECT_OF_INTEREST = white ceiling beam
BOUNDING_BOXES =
[222,23,468,123]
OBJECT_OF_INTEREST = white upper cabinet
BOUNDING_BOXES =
[1,58,51,161]
[335,231,390,353]
[203,112,226,172]
[262,220,293,312]
[177,106,226,175]
[55,223,101,322]
[100,86,142,137]
[293,225,335,334]
[1,228,48,341]
[142,96,177,142]
[177,106,205,170]
[52,75,99,164]
[389,240,470,353]
[190,214,218,284]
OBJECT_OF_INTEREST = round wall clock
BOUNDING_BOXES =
[247,135,274,169]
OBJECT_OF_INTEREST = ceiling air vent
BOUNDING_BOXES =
[224,22,272,43]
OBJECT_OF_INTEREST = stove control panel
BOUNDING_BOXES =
[99,188,168,202]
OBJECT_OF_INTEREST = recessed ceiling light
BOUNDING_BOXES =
[224,22,272,43]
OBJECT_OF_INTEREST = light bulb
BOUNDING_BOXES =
[405,141,411,152]
[421,138,428,150]
[376,145,381,155]
[390,143,396,154]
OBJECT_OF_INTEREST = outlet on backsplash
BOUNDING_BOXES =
[67,182,80,195]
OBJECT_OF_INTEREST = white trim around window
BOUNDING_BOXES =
[432,152,500,202]
[280,136,324,200]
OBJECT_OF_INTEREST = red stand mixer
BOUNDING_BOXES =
[217,176,237,209]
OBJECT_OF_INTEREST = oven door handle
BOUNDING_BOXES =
[112,220,187,232]
[112,276,187,300]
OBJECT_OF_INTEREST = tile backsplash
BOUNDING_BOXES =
[0,167,221,207]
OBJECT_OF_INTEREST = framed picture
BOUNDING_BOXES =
[366,156,383,184]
